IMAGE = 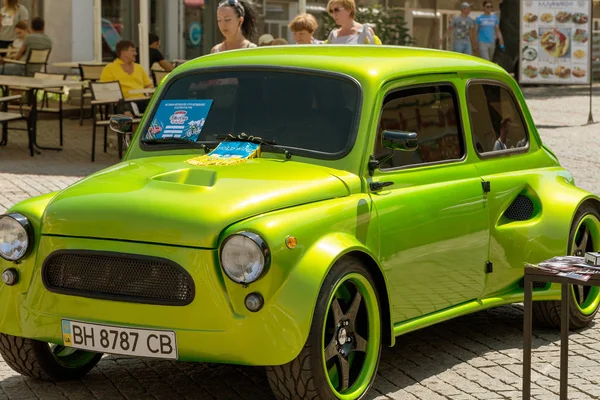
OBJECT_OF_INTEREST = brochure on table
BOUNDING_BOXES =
[520,0,591,84]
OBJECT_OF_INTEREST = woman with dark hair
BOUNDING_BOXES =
[211,0,258,53]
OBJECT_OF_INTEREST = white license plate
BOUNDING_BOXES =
[61,320,178,360]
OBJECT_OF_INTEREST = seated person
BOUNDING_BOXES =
[2,17,51,76]
[136,33,173,72]
[493,117,511,151]
[7,21,28,59]
[100,39,153,115]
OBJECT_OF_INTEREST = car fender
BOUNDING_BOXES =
[217,196,394,364]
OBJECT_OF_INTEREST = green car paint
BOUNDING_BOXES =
[1,46,599,393]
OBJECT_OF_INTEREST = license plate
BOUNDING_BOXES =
[61,320,178,360]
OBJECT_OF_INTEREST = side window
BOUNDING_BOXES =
[375,85,464,169]
[467,83,529,154]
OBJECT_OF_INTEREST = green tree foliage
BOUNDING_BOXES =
[320,6,413,45]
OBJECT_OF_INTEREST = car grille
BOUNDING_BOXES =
[42,251,195,306]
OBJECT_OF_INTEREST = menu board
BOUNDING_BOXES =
[520,0,591,84]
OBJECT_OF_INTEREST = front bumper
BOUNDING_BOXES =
[0,235,308,365]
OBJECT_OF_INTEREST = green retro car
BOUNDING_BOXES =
[0,45,599,399]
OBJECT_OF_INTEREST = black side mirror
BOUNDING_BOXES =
[382,130,418,151]
[109,115,133,134]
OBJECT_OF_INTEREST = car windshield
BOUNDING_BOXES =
[141,69,361,156]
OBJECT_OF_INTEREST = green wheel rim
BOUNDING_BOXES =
[570,213,600,315]
[321,273,380,399]
[49,343,99,369]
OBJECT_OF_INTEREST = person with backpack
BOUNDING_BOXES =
[325,0,381,45]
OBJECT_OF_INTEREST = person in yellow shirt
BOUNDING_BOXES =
[100,39,153,115]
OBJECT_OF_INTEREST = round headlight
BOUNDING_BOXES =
[220,232,270,284]
[0,214,32,261]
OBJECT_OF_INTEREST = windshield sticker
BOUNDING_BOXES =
[186,141,261,166]
[145,100,213,142]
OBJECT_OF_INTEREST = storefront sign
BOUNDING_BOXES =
[189,22,203,47]
[520,0,591,84]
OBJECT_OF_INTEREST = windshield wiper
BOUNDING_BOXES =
[215,133,292,159]
[141,138,213,152]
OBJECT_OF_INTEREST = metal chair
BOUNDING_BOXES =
[33,72,67,146]
[89,81,140,162]
[3,48,51,76]
[152,70,169,87]
[0,93,33,155]
[78,63,105,125]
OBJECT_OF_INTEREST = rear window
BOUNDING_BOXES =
[142,69,361,156]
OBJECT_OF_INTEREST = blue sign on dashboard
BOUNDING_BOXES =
[146,100,213,142]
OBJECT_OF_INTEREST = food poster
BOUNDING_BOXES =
[520,1,591,84]
[145,100,213,142]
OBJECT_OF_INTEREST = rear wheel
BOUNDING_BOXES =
[266,257,382,399]
[533,204,600,329]
[0,334,102,380]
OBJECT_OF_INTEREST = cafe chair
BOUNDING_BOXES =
[31,72,67,146]
[3,48,51,76]
[89,81,141,162]
[0,93,33,156]
[78,63,105,125]
[152,70,169,87]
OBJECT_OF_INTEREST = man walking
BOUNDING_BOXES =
[475,0,504,61]
[444,2,476,55]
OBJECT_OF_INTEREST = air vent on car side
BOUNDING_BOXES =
[504,195,534,221]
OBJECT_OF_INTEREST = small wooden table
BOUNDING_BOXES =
[523,266,600,400]
[0,76,83,155]
[51,61,107,69]
[128,87,156,95]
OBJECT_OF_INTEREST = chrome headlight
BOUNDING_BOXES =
[220,232,270,284]
[0,213,32,261]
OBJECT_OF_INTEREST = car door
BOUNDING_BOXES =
[368,78,490,323]
[466,80,535,296]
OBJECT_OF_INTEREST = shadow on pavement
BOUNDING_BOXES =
[0,305,577,400]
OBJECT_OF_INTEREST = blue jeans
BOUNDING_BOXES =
[453,40,472,55]
[1,63,24,76]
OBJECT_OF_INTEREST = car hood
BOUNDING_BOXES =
[41,155,354,248]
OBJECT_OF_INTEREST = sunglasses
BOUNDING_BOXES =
[220,0,245,15]
[329,7,345,13]
[485,5,493,8]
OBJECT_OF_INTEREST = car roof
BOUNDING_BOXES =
[179,45,509,85]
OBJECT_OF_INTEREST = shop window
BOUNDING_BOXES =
[375,84,464,169]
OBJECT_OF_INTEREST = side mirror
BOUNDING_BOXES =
[109,115,133,134]
[381,130,418,152]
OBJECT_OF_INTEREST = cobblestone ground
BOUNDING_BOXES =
[0,86,599,399]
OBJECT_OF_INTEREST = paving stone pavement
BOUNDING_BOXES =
[0,86,599,399]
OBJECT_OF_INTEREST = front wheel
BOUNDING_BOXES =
[0,334,103,380]
[533,204,600,329]
[266,257,382,399]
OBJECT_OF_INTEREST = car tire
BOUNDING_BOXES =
[266,256,382,400]
[0,333,103,381]
[533,204,600,329]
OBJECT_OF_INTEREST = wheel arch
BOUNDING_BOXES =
[343,250,394,347]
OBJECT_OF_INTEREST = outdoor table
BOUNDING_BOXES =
[0,76,83,154]
[128,88,155,95]
[51,61,107,69]
[522,264,600,400]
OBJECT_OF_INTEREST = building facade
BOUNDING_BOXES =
[33,0,600,66]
